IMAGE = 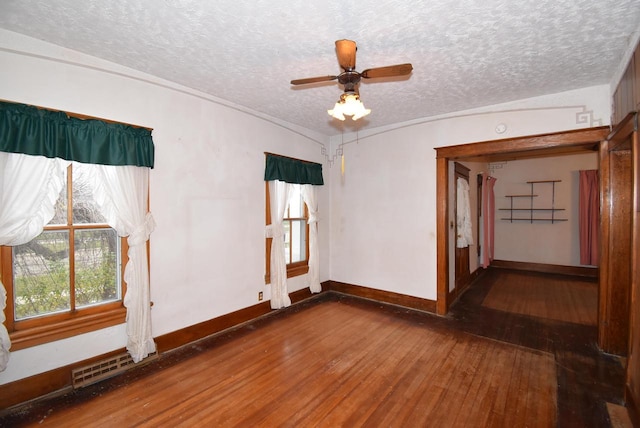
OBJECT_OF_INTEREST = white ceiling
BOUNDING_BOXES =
[1,0,639,137]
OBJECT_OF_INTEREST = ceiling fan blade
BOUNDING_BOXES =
[290,75,338,85]
[361,63,413,79]
[335,39,357,71]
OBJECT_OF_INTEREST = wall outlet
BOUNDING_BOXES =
[258,291,263,301]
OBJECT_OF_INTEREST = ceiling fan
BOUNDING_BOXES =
[290,40,413,120]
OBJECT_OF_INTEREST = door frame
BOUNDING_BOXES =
[599,113,635,354]
[434,126,609,315]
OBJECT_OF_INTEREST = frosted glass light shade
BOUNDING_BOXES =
[328,93,371,121]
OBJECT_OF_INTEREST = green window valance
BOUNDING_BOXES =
[264,153,323,185]
[0,101,154,168]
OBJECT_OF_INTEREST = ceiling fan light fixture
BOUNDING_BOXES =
[328,102,346,121]
[328,92,371,121]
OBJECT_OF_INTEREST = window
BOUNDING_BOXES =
[265,182,309,282]
[1,163,127,350]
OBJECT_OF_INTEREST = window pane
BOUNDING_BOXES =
[48,175,68,226]
[283,221,291,264]
[75,228,121,308]
[288,185,304,218]
[13,230,70,320]
[73,163,106,224]
[291,219,306,263]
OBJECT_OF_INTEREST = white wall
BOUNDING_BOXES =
[329,92,610,301]
[0,30,331,385]
[0,28,612,386]
[491,153,598,266]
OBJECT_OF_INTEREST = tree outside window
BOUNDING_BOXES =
[1,162,127,349]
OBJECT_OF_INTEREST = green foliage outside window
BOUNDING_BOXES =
[13,229,120,320]
[11,163,122,321]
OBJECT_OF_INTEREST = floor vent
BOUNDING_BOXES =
[72,351,158,389]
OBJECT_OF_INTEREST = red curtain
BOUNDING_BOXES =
[579,170,599,265]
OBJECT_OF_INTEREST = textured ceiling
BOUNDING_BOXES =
[1,0,639,137]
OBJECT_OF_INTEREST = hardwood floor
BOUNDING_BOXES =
[482,269,598,325]
[449,268,625,427]
[0,268,626,427]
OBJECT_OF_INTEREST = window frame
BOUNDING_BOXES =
[0,164,130,351]
[264,181,310,284]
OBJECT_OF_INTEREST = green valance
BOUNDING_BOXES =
[0,101,154,168]
[264,153,323,185]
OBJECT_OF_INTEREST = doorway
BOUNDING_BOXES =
[434,126,609,315]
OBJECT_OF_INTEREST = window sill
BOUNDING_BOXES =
[264,264,309,284]
[287,264,309,278]
[9,307,127,351]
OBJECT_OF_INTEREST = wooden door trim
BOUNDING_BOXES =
[436,157,449,315]
[435,126,609,315]
[599,113,635,355]
[607,112,637,149]
[629,112,640,422]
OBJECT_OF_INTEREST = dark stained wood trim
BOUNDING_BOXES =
[490,260,599,278]
[155,302,271,353]
[0,366,70,411]
[448,268,484,304]
[326,281,436,313]
[599,129,633,355]
[9,308,127,351]
[599,138,613,350]
[627,384,640,428]
[0,285,326,411]
[155,286,321,353]
[435,127,609,159]
[607,112,637,149]
[0,347,131,411]
[436,157,449,315]
[626,113,640,417]
[454,161,470,175]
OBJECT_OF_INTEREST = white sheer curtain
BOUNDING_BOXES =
[301,184,321,293]
[0,152,69,371]
[456,177,473,248]
[88,164,156,363]
[265,180,292,309]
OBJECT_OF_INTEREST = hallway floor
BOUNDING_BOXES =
[448,268,626,427]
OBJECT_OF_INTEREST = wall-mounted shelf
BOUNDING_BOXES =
[500,180,567,223]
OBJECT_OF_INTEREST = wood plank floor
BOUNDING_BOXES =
[449,268,625,427]
[482,270,598,325]
[0,268,626,427]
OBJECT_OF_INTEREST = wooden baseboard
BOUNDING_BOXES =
[0,346,129,411]
[155,286,319,352]
[491,259,599,278]
[0,285,325,412]
[447,268,484,305]
[326,280,436,313]
[626,384,640,427]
